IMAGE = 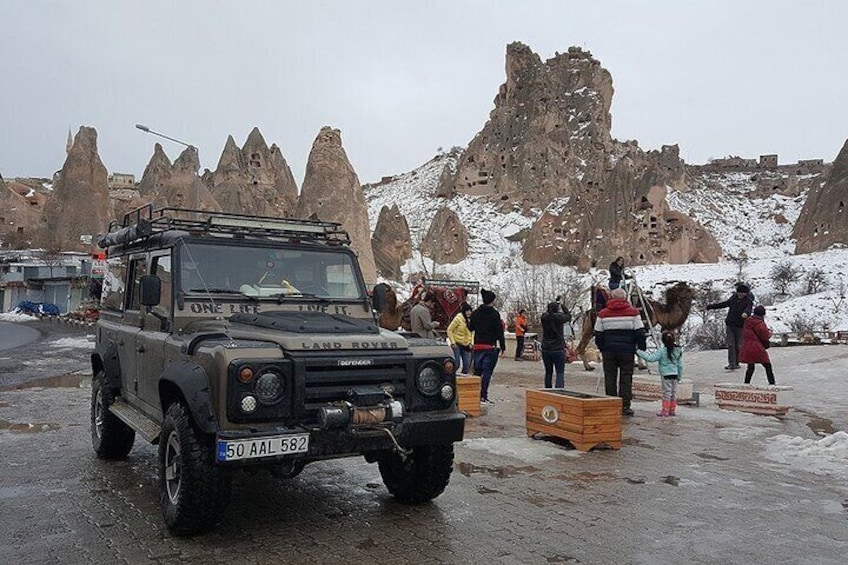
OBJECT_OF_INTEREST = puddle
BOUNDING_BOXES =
[0,420,61,433]
[552,471,617,482]
[3,373,85,391]
[546,555,580,563]
[477,485,501,495]
[695,452,730,461]
[662,475,680,486]
[456,461,540,478]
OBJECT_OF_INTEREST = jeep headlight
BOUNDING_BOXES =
[254,370,284,404]
[415,364,441,396]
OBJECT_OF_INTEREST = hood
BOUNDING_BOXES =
[228,310,408,352]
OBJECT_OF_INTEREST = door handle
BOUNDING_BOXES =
[136,344,146,353]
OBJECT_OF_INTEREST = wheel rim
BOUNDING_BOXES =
[164,430,182,504]
[94,389,104,440]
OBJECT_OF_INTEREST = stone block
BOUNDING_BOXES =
[632,376,694,403]
[714,383,793,416]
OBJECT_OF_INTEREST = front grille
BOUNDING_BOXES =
[301,359,407,407]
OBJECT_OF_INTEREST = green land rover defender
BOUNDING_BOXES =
[90,205,464,535]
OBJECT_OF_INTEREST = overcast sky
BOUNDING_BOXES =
[2,1,846,186]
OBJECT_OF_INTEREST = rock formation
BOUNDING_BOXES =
[371,204,413,280]
[793,138,848,253]
[297,127,377,283]
[136,144,221,213]
[1,174,46,248]
[436,42,720,267]
[43,126,112,251]
[209,128,298,217]
[420,207,469,264]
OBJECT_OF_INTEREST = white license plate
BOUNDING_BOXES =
[217,433,309,462]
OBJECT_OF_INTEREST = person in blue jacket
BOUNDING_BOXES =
[636,331,684,417]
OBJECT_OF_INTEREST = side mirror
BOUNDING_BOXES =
[139,275,161,307]
[371,283,388,312]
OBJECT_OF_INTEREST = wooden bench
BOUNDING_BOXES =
[714,383,793,416]
[456,375,481,417]
[526,389,622,451]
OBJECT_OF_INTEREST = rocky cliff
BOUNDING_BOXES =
[297,127,377,283]
[1,174,44,248]
[793,138,848,253]
[437,42,719,268]
[208,128,298,216]
[44,126,112,251]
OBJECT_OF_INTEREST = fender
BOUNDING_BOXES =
[92,341,122,391]
[159,361,218,434]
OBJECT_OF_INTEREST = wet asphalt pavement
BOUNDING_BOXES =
[0,321,846,564]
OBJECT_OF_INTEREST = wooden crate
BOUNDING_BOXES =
[456,375,481,417]
[526,389,622,451]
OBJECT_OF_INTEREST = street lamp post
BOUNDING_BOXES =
[135,124,195,149]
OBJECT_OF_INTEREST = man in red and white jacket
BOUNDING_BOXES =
[593,288,647,416]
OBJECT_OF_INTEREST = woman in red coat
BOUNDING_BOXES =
[739,305,775,384]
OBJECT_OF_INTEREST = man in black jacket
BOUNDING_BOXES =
[540,302,571,388]
[469,288,506,404]
[706,283,753,370]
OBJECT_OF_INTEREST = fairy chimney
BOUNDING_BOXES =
[297,127,377,284]
[420,207,469,264]
[137,145,221,212]
[371,204,413,280]
[210,127,299,216]
[44,126,112,251]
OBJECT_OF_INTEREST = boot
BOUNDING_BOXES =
[668,400,677,417]
[656,401,669,417]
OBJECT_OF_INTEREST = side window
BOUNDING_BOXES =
[101,256,127,311]
[151,255,172,317]
[126,257,149,311]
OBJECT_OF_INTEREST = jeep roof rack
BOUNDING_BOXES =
[97,204,351,249]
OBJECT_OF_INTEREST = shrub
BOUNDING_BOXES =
[771,261,802,295]
[689,320,727,351]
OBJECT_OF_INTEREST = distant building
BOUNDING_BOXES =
[108,173,136,190]
[0,251,92,314]
[797,159,824,167]
[759,154,778,168]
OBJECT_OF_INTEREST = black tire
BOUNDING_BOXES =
[158,402,231,536]
[91,370,135,459]
[377,444,454,503]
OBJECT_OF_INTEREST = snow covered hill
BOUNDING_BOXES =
[364,154,848,333]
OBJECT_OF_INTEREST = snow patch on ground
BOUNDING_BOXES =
[0,312,37,322]
[461,437,580,463]
[763,431,848,479]
[50,336,95,349]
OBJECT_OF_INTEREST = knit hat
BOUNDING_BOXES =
[735,283,749,293]
[754,305,766,316]
[481,288,496,305]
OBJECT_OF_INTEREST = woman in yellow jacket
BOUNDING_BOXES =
[448,302,474,374]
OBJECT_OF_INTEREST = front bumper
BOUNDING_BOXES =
[215,410,465,466]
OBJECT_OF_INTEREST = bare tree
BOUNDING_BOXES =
[770,260,802,296]
[730,251,749,281]
[693,281,724,321]
[41,247,64,278]
[801,268,829,295]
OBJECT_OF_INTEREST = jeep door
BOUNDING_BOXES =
[117,254,146,405]
[134,252,172,420]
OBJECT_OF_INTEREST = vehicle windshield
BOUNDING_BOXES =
[179,242,365,300]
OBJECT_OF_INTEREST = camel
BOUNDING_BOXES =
[373,282,405,331]
[574,281,696,371]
